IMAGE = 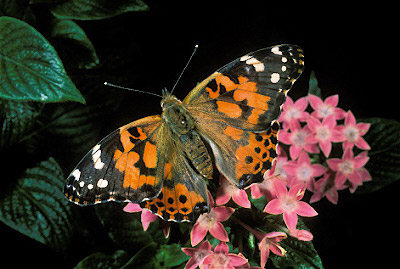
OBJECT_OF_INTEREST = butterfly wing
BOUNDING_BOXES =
[64,114,209,222]
[183,44,304,188]
[64,115,165,205]
[141,133,209,222]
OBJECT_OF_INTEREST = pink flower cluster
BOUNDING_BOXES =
[123,94,372,268]
[272,94,371,203]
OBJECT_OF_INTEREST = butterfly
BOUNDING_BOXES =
[64,44,304,222]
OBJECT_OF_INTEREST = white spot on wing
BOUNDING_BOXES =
[87,184,94,190]
[281,57,287,63]
[271,73,280,83]
[79,181,85,187]
[72,169,81,181]
[245,57,265,72]
[97,178,108,188]
[92,144,105,170]
[271,46,283,55]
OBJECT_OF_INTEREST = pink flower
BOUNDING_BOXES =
[306,115,346,157]
[202,242,248,269]
[123,203,158,231]
[309,171,342,204]
[257,232,287,268]
[337,111,371,150]
[190,194,234,246]
[216,175,251,208]
[279,119,319,160]
[308,94,346,120]
[327,148,370,188]
[264,181,318,231]
[182,240,213,269]
[251,155,290,201]
[279,96,309,129]
[284,151,327,190]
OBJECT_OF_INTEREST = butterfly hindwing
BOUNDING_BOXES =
[141,136,209,222]
[64,115,164,205]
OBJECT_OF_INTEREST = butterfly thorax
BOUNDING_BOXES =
[161,93,213,179]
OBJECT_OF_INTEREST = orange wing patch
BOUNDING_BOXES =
[143,182,207,222]
[234,122,279,186]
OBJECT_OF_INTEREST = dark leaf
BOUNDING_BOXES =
[49,0,149,20]
[356,117,400,193]
[95,203,167,253]
[0,157,74,252]
[155,244,189,268]
[50,18,99,69]
[308,71,322,97]
[0,99,42,149]
[0,17,85,103]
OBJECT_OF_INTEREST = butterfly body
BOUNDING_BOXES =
[64,44,305,222]
[161,93,213,179]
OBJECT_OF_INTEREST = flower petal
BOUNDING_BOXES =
[283,211,298,231]
[232,189,251,208]
[214,206,235,222]
[264,199,283,214]
[308,94,323,111]
[228,253,248,266]
[190,222,208,246]
[325,94,339,107]
[123,203,142,213]
[296,201,318,217]
[214,241,229,254]
[209,221,229,241]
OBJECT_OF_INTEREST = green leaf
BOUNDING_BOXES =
[308,71,322,97]
[156,244,190,268]
[356,117,400,193]
[271,233,324,268]
[75,250,132,269]
[0,16,85,103]
[0,0,35,22]
[95,203,167,252]
[0,99,43,149]
[49,0,149,20]
[0,157,73,252]
[50,18,99,69]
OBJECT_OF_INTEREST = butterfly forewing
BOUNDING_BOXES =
[64,115,164,205]
[184,44,304,188]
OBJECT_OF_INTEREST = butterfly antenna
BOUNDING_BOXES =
[103,82,163,98]
[170,44,198,94]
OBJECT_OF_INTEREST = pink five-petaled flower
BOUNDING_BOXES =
[327,147,370,189]
[279,96,309,129]
[306,115,346,157]
[337,110,371,150]
[279,119,319,160]
[216,175,251,208]
[308,94,346,120]
[202,241,248,269]
[190,195,234,246]
[182,240,213,269]
[264,180,318,231]
[284,151,327,190]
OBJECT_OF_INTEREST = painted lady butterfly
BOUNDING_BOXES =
[64,44,304,222]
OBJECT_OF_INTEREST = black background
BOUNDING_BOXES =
[2,1,398,268]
